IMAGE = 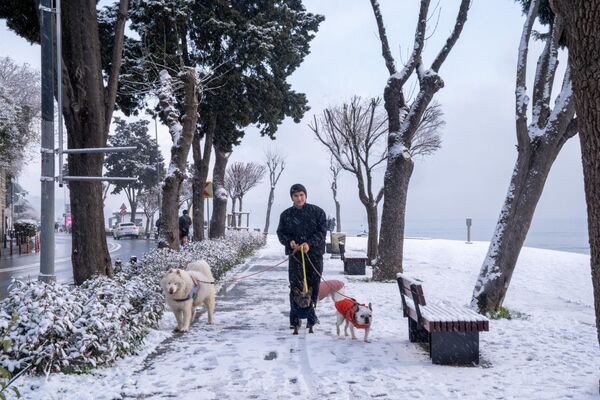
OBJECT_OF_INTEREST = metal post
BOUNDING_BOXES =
[206,197,210,237]
[39,0,56,283]
[466,218,472,244]
[56,0,64,187]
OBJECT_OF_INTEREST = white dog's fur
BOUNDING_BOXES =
[331,289,372,342]
[160,260,216,332]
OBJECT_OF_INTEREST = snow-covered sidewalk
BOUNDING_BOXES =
[17,236,599,399]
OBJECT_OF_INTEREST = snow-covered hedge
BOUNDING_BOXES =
[0,231,265,375]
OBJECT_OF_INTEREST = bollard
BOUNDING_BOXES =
[466,218,473,244]
[18,238,21,255]
[114,258,123,273]
[10,238,13,256]
[339,241,346,261]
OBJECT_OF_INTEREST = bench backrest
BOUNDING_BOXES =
[396,273,426,306]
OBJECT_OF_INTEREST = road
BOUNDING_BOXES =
[0,233,156,299]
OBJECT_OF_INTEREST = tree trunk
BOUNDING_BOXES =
[191,117,214,241]
[158,68,198,250]
[144,214,150,236]
[263,187,275,234]
[335,199,341,233]
[365,204,378,263]
[61,1,128,284]
[230,197,237,228]
[374,156,414,280]
[238,196,243,226]
[130,200,137,224]
[472,137,571,313]
[551,0,600,345]
[209,146,229,239]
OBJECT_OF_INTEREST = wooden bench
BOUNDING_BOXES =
[396,273,489,365]
[343,257,367,275]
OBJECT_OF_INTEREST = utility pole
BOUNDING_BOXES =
[38,0,135,283]
[39,0,56,283]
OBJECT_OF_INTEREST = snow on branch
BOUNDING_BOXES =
[515,0,541,146]
[531,18,563,128]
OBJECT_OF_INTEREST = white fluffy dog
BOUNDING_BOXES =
[160,260,216,332]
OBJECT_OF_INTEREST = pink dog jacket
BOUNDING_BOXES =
[318,279,345,300]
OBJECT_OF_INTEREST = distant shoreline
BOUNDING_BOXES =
[337,217,590,255]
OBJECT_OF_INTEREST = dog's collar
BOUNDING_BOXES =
[173,277,200,302]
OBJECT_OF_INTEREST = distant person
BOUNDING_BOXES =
[155,218,160,239]
[179,210,192,246]
[277,183,327,334]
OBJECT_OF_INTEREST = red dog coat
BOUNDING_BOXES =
[335,298,369,329]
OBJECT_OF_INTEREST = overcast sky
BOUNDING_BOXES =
[1,0,586,234]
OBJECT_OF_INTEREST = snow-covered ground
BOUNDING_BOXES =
[15,236,599,399]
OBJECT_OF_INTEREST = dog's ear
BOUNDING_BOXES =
[354,303,360,313]
[176,269,181,275]
[167,267,173,273]
[368,302,372,311]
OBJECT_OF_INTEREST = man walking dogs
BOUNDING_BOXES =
[277,184,327,334]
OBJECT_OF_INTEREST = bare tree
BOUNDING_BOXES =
[157,68,199,250]
[310,97,387,261]
[224,164,240,228]
[263,149,286,234]
[329,157,342,233]
[472,0,577,314]
[550,0,600,345]
[369,0,470,280]
[139,188,159,236]
[225,162,266,227]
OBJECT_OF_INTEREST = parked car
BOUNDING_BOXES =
[112,222,139,240]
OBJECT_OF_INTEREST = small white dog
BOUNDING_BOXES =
[331,288,372,342]
[160,260,216,332]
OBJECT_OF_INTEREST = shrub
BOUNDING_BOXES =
[0,231,264,375]
[13,221,36,238]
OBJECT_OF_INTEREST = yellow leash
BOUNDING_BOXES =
[300,246,309,294]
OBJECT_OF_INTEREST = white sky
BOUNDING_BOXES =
[1,0,586,233]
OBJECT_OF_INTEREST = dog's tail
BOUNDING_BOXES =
[187,260,214,280]
[331,288,346,303]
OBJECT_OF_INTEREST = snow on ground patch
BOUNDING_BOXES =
[16,236,599,399]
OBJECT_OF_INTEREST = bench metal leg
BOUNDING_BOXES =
[430,331,479,365]
[408,318,429,343]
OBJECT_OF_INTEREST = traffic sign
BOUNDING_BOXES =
[120,203,127,216]
[203,181,213,199]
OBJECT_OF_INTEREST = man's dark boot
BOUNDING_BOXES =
[308,326,314,334]
[293,325,299,335]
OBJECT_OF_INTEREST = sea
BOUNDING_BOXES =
[342,218,590,255]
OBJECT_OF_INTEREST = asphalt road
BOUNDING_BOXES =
[0,233,156,299]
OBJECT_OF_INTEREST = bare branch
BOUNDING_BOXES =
[430,0,471,73]
[394,0,431,86]
[369,0,397,75]
[409,101,444,157]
